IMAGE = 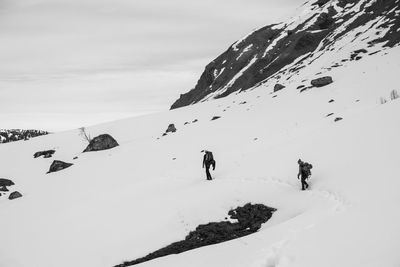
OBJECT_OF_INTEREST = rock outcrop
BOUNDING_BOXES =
[47,160,73,174]
[311,76,333,87]
[0,186,9,192]
[9,191,22,200]
[34,150,56,158]
[0,178,14,187]
[83,134,119,152]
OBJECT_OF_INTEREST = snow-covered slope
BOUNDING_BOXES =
[171,0,400,109]
[0,38,399,267]
[1,0,400,266]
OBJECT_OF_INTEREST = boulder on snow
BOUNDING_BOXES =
[33,149,55,158]
[0,186,9,192]
[273,84,285,92]
[0,178,14,187]
[9,191,22,200]
[334,117,343,122]
[47,160,73,174]
[211,116,221,121]
[83,134,119,152]
[311,76,333,87]
[166,124,177,133]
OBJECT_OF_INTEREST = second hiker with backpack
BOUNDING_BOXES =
[202,150,216,181]
[297,159,313,190]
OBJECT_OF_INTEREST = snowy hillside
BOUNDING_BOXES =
[1,1,400,267]
[171,0,400,109]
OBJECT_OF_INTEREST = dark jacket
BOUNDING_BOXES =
[203,153,216,170]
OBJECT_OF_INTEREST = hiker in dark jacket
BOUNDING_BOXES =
[202,150,216,180]
[297,159,312,190]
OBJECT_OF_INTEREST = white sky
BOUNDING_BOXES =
[0,0,304,131]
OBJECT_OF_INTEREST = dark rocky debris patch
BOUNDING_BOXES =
[328,99,335,103]
[34,150,55,158]
[115,203,276,267]
[211,116,221,121]
[326,113,334,117]
[83,134,119,152]
[47,160,73,174]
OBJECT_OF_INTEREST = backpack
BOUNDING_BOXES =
[302,162,313,176]
[205,151,214,162]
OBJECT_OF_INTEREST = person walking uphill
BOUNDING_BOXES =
[202,150,216,180]
[297,159,313,190]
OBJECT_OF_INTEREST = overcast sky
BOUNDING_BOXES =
[0,0,304,131]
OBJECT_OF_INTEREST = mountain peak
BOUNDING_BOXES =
[171,0,400,109]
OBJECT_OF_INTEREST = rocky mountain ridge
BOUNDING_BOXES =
[171,0,400,109]
[0,129,49,144]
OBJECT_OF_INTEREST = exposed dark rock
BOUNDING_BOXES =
[115,203,276,267]
[350,49,367,60]
[34,150,55,158]
[47,160,73,174]
[211,116,221,121]
[317,12,335,29]
[9,191,22,200]
[297,85,305,89]
[0,129,49,144]
[272,95,277,98]
[311,76,333,87]
[313,0,330,7]
[192,119,198,123]
[334,117,343,122]
[73,156,78,160]
[329,99,335,103]
[0,178,14,187]
[0,186,9,192]
[274,84,285,92]
[326,113,334,117]
[83,134,119,152]
[184,122,189,125]
[166,124,177,133]
[162,133,167,137]
[239,101,247,105]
